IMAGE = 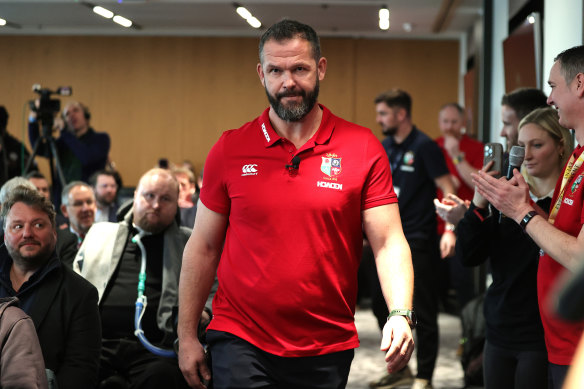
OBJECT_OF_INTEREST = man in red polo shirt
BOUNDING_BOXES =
[473,45,584,389]
[178,19,414,389]
[435,103,483,310]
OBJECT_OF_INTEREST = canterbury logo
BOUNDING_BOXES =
[242,164,258,176]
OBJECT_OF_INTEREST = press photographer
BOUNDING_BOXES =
[27,86,110,204]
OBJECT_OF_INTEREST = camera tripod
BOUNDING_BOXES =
[0,131,8,185]
[24,117,67,190]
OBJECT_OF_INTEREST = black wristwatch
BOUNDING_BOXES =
[520,210,538,231]
[387,309,417,329]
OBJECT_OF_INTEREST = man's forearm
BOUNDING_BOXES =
[519,212,583,271]
[454,160,478,189]
[375,241,413,311]
[178,241,220,341]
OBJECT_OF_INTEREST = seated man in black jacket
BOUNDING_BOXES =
[0,185,101,389]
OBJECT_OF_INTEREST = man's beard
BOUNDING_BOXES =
[134,212,169,235]
[97,193,115,207]
[382,126,398,136]
[6,240,54,272]
[266,81,319,122]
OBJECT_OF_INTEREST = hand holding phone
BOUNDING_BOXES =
[483,143,503,178]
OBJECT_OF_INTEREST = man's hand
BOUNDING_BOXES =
[471,169,532,223]
[178,336,211,389]
[443,135,461,159]
[434,193,469,226]
[440,231,456,259]
[381,316,414,373]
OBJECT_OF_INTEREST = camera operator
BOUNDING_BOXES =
[28,101,110,203]
[0,106,33,186]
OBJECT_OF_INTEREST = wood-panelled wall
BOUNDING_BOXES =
[0,36,458,186]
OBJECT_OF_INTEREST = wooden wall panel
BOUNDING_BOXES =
[0,36,458,186]
[353,39,460,140]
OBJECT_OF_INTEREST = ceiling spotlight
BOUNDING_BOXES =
[247,17,262,29]
[527,14,536,24]
[379,7,389,20]
[93,6,114,19]
[0,18,6,26]
[113,15,132,28]
[234,3,262,29]
[236,6,252,20]
[379,6,390,30]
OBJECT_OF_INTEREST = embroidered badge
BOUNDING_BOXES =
[403,151,414,165]
[321,153,342,177]
[571,174,583,193]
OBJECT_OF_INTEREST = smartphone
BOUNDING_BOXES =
[483,143,503,178]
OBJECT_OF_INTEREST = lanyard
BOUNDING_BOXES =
[549,150,584,224]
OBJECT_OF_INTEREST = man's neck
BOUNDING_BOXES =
[10,263,40,292]
[268,104,323,149]
[392,122,414,144]
[70,226,85,240]
[574,127,584,146]
[74,125,89,138]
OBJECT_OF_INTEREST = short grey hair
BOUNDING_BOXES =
[61,181,94,206]
[0,177,37,205]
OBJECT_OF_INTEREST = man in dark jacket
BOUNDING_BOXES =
[0,185,101,389]
[0,106,32,186]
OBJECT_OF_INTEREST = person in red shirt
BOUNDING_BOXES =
[473,45,584,389]
[435,103,484,310]
[177,19,414,389]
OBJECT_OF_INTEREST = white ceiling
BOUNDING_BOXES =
[0,0,483,39]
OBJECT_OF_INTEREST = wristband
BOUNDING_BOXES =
[452,153,465,165]
[520,211,538,231]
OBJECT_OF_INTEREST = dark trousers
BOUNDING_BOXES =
[99,338,189,389]
[449,251,477,310]
[548,363,570,389]
[483,340,548,389]
[370,238,439,381]
[207,330,354,389]
[410,239,439,381]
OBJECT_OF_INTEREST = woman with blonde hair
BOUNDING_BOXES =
[520,107,574,199]
[456,106,573,389]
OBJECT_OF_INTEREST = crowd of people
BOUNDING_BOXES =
[0,17,583,389]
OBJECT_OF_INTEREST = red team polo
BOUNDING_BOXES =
[435,134,484,234]
[539,145,584,365]
[435,134,484,202]
[201,105,397,357]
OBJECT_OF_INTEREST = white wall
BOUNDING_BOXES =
[486,0,584,144]
[488,0,509,144]
[542,0,584,94]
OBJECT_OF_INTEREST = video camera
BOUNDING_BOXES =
[29,84,72,133]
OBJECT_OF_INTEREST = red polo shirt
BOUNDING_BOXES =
[201,105,397,356]
[435,134,484,234]
[538,145,584,364]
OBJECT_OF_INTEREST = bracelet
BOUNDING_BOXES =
[520,210,538,231]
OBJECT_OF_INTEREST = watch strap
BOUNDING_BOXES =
[387,309,416,328]
[452,153,465,165]
[520,210,538,231]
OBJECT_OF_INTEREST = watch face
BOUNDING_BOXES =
[388,309,417,328]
